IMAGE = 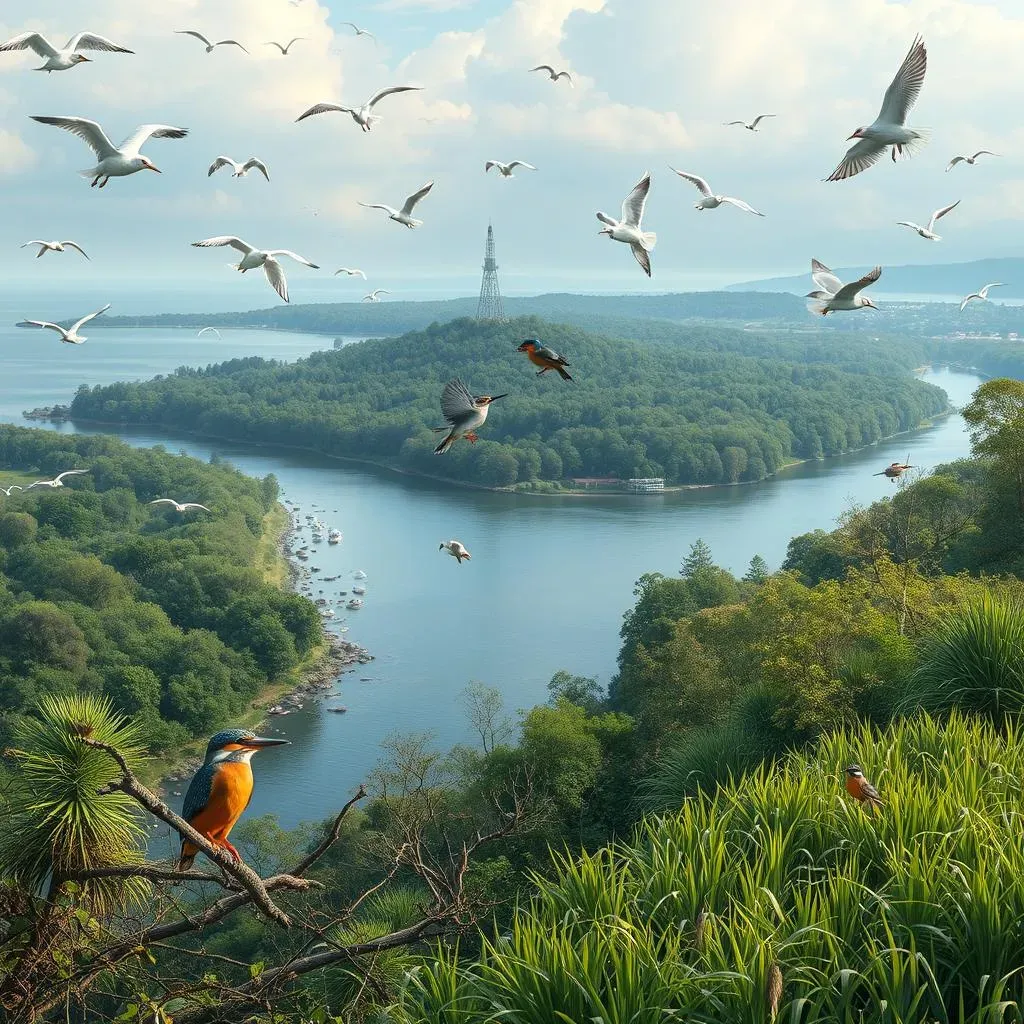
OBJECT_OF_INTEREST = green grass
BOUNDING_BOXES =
[395,713,1024,1023]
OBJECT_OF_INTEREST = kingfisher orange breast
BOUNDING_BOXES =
[189,760,254,839]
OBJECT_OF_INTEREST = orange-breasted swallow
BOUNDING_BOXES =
[844,764,882,811]
[517,339,572,381]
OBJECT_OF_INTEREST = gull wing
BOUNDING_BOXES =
[980,283,1005,296]
[61,241,89,259]
[669,167,712,197]
[971,150,997,160]
[959,294,978,312]
[365,85,422,110]
[554,71,573,84]
[371,289,390,297]
[927,199,960,231]
[268,250,318,269]
[810,259,843,295]
[263,260,290,303]
[400,181,434,216]
[720,196,764,216]
[877,34,927,125]
[945,156,965,172]
[296,102,352,122]
[20,241,48,248]
[264,41,286,53]
[334,268,366,278]
[507,160,536,171]
[208,156,235,175]
[358,202,398,216]
[148,498,179,506]
[630,243,652,277]
[751,114,775,127]
[180,503,212,512]
[53,469,88,484]
[70,303,111,333]
[197,327,221,337]
[826,136,886,182]
[834,266,881,301]
[175,30,212,46]
[596,211,617,227]
[485,161,501,173]
[192,236,256,254]
[440,378,476,423]
[215,39,248,52]
[0,32,59,57]
[66,32,133,54]
[118,124,188,155]
[621,173,651,227]
[724,120,746,126]
[341,22,374,39]
[242,157,270,180]
[530,65,556,75]
[30,116,118,159]
[19,320,63,334]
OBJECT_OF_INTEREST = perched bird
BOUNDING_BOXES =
[826,35,928,182]
[340,22,376,42]
[960,282,1005,312]
[669,168,764,216]
[530,64,572,86]
[896,199,959,241]
[177,729,289,870]
[517,339,572,381]
[174,30,248,54]
[264,38,304,55]
[207,156,270,180]
[805,260,880,316]
[149,498,212,513]
[724,114,775,131]
[191,237,319,303]
[20,239,89,260]
[844,764,882,810]
[30,116,188,188]
[363,289,390,302]
[874,455,912,480]
[0,30,132,72]
[197,327,222,338]
[335,268,367,279]
[26,469,88,489]
[946,150,998,172]
[485,160,536,178]
[432,378,507,454]
[18,303,110,343]
[596,172,656,277]
[359,181,434,228]
[296,85,421,133]
[440,540,471,564]
[0,485,24,496]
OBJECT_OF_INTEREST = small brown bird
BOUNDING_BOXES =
[873,453,913,480]
[844,764,882,811]
[517,339,572,381]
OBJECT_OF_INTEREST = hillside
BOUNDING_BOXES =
[68,316,949,490]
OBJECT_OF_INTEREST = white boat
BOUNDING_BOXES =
[353,570,367,580]
[328,529,342,544]
[320,608,335,619]
[352,585,366,595]
[346,598,363,610]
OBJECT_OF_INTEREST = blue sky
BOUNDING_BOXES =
[1,0,1022,310]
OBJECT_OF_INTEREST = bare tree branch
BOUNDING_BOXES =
[289,783,367,876]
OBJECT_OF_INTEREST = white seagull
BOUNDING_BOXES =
[149,498,212,513]
[946,150,998,172]
[30,116,188,188]
[960,282,1005,312]
[208,156,270,180]
[827,35,928,182]
[669,168,764,216]
[724,114,775,131]
[439,540,471,565]
[197,327,222,338]
[805,260,881,315]
[596,173,656,277]
[0,30,133,72]
[17,303,110,343]
[485,160,536,178]
[340,22,376,42]
[20,239,89,260]
[359,181,434,228]
[530,64,572,86]
[0,485,24,496]
[27,469,88,489]
[363,289,390,302]
[191,237,318,303]
[334,268,367,279]
[264,38,304,55]
[174,30,248,54]
[296,85,422,133]
[896,199,960,241]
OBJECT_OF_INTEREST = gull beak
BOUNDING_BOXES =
[244,737,291,748]
[148,165,162,173]
[489,394,508,402]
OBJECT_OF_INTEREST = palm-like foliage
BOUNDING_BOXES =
[1,694,149,908]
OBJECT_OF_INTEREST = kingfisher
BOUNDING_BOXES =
[517,339,572,381]
[176,729,289,870]
[432,377,507,454]
[844,764,883,812]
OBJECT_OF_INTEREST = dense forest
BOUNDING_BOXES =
[0,426,322,754]
[70,316,949,489]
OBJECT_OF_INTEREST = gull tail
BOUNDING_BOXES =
[806,299,829,316]
[641,231,657,250]
[409,218,424,228]
[805,290,831,300]
[433,431,456,455]
[898,128,931,160]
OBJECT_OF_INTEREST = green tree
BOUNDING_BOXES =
[680,538,714,578]
[0,511,37,548]
[962,378,1024,511]
[744,554,770,583]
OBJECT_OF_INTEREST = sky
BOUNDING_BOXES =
[1,0,1023,310]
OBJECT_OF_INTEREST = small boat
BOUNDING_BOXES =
[297,551,309,561]
[321,608,335,618]
[312,534,324,544]
[328,529,342,544]
[352,585,366,595]
[346,598,363,610]
[353,570,367,580]
[327,705,348,714]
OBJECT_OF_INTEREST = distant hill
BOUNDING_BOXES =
[727,257,1024,298]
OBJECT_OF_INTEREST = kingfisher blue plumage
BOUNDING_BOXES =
[176,728,289,870]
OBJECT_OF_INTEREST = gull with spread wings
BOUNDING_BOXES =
[896,199,960,241]
[174,30,248,54]
[27,469,89,489]
[149,499,212,513]
[669,168,764,216]
[596,173,656,277]
[264,38,304,55]
[20,239,89,260]
[296,86,421,133]
[485,160,536,178]
[208,156,270,181]
[530,64,572,86]
[805,260,881,315]
[960,283,1005,312]
[191,237,318,303]
[946,150,998,171]
[0,30,132,71]
[724,114,775,131]
[359,181,434,228]
[17,304,110,343]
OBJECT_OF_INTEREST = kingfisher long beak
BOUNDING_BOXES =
[245,737,291,748]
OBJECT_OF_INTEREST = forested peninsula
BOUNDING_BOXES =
[69,316,949,490]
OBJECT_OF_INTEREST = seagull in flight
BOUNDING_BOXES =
[827,35,928,182]
[335,268,367,279]
[0,485,24,497]
[596,173,656,277]
[946,150,998,172]
[208,156,270,180]
[191,237,318,303]
[296,85,422,132]
[174,30,248,54]
[264,38,304,55]
[30,116,188,187]
[340,22,376,42]
[149,498,212,513]
[21,239,89,260]
[363,289,390,302]
[0,30,132,71]
[359,181,434,228]
[485,160,536,178]
[896,199,960,241]
[197,327,222,338]
[669,168,764,216]
[440,540,471,564]
[432,378,507,454]
[805,260,881,315]
[27,469,89,489]
[530,64,572,86]
[960,282,1005,312]
[724,114,775,131]
[17,303,110,343]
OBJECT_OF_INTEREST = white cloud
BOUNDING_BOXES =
[0,129,34,174]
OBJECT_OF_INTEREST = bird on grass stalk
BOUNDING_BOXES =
[844,764,883,812]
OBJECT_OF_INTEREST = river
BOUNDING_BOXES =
[0,314,982,830]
